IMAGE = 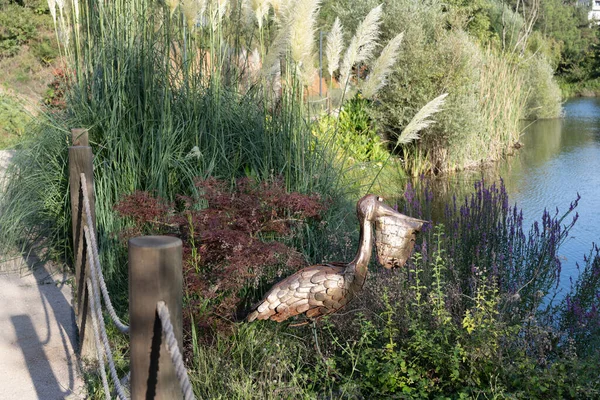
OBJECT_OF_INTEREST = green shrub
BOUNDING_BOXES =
[523,54,563,120]
[0,4,37,58]
[0,94,32,148]
[0,118,70,259]
[315,94,388,163]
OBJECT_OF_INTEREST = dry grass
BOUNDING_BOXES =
[0,46,55,112]
[0,44,56,149]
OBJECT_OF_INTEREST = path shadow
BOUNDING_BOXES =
[13,252,82,398]
[26,254,78,352]
[11,314,70,399]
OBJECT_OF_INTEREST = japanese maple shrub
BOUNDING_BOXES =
[114,177,325,333]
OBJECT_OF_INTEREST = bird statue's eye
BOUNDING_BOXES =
[377,196,383,202]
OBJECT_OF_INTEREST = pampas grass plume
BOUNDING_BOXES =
[289,0,320,84]
[165,0,180,16]
[361,32,404,99]
[325,17,344,79]
[396,93,448,146]
[261,27,289,78]
[181,0,206,30]
[210,0,228,29]
[270,0,289,22]
[249,0,271,29]
[47,0,57,23]
[289,0,319,63]
[353,4,382,62]
[339,4,382,91]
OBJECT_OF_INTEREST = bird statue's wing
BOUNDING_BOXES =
[247,263,349,322]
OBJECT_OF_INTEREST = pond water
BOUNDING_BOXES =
[427,97,600,295]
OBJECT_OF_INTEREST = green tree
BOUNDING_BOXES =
[444,0,495,43]
[536,0,594,78]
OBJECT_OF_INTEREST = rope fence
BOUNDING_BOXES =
[69,129,195,399]
[157,302,195,400]
[84,225,128,400]
[81,173,129,335]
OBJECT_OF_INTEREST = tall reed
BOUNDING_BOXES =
[477,48,529,160]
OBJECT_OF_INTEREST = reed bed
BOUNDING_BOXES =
[477,48,529,161]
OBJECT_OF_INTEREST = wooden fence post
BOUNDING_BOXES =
[68,144,96,361]
[71,128,89,146]
[129,236,183,400]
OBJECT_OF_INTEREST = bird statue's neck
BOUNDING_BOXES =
[347,218,373,289]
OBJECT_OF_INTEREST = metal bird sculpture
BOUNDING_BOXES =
[247,194,426,323]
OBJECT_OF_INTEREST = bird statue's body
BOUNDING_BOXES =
[247,194,425,323]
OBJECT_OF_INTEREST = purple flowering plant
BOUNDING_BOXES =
[561,244,600,355]
[398,178,580,322]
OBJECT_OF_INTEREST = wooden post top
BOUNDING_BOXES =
[129,236,182,249]
[71,128,89,147]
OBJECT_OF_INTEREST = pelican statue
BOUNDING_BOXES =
[247,194,426,323]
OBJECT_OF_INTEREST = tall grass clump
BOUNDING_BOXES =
[523,54,564,120]
[0,118,71,260]
[0,0,350,270]
[477,48,529,160]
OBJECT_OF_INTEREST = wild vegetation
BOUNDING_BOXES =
[0,0,58,147]
[112,178,600,398]
[0,0,599,398]
[321,0,566,175]
[532,0,600,97]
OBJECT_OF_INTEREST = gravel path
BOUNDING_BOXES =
[0,150,14,183]
[0,149,13,163]
[0,150,85,399]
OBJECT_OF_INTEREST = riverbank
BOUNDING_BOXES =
[416,97,600,296]
[559,78,600,98]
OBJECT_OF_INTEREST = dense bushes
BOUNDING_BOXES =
[0,3,36,58]
[324,0,563,175]
[314,94,388,164]
[0,0,56,62]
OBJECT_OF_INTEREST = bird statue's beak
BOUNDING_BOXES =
[374,204,426,269]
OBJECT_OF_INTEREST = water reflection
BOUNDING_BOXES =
[416,97,600,295]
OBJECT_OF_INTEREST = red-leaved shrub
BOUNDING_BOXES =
[114,177,325,335]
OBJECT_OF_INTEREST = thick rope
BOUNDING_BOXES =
[156,301,196,400]
[80,173,130,334]
[85,227,129,400]
[86,278,111,400]
[113,371,131,399]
